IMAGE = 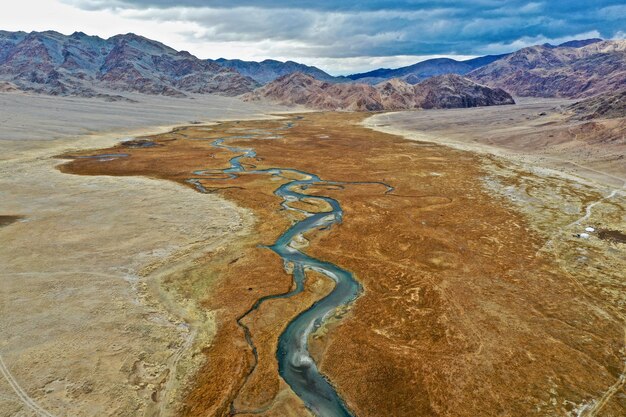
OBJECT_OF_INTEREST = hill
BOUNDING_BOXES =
[209,58,346,84]
[243,72,514,111]
[568,89,626,120]
[347,54,508,84]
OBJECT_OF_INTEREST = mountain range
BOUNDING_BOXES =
[208,58,345,84]
[1,30,624,111]
[0,30,258,98]
[346,54,508,85]
[243,72,514,111]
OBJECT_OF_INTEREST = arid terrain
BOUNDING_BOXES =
[51,110,625,417]
[0,93,288,417]
[367,97,626,188]
[3,0,626,411]
[1,24,625,417]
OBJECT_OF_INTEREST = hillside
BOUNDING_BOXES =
[210,58,345,84]
[243,72,514,111]
[568,89,626,120]
[0,30,258,98]
[468,40,626,98]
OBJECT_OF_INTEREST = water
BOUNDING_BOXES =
[185,119,392,416]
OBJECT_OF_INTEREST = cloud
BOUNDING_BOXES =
[64,1,625,53]
[64,0,495,12]
[613,31,626,40]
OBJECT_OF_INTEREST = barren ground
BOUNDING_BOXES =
[365,97,626,189]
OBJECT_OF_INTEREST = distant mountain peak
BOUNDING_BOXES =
[347,53,509,84]
[209,58,345,84]
[557,38,603,48]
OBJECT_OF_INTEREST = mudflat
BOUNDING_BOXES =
[58,112,625,417]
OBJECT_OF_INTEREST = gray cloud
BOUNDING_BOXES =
[63,1,626,60]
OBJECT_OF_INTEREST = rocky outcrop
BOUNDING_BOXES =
[0,30,258,97]
[243,72,514,111]
[468,40,626,98]
[0,81,19,92]
[411,74,515,109]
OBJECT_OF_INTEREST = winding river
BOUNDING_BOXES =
[186,119,392,416]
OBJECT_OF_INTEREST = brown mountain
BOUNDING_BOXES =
[567,89,626,120]
[468,40,626,98]
[243,72,514,111]
[0,30,258,98]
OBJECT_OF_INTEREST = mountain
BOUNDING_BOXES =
[468,40,626,98]
[243,72,514,111]
[347,54,508,85]
[0,30,258,98]
[410,73,515,109]
[568,89,626,120]
[554,38,603,48]
[209,58,346,84]
[244,72,382,111]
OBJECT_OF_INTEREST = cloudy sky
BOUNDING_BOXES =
[2,0,625,74]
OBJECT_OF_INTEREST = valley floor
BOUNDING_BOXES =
[0,94,624,417]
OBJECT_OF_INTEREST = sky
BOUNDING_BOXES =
[1,0,625,74]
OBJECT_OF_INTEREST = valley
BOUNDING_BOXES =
[1,8,625,416]
[54,111,625,417]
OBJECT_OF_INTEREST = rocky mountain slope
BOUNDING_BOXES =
[209,58,345,84]
[0,30,258,98]
[347,54,508,85]
[468,39,625,98]
[243,72,514,111]
[568,89,626,120]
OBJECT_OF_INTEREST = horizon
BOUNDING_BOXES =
[2,0,624,75]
